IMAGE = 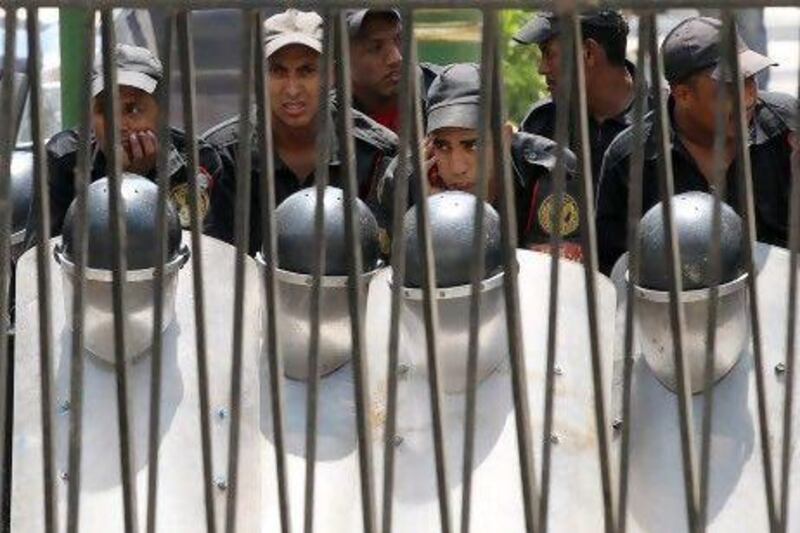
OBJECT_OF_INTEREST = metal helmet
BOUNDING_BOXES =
[10,150,34,248]
[402,191,503,289]
[61,174,183,271]
[638,191,744,291]
[275,186,381,276]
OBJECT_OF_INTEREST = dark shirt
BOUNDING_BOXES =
[520,60,645,185]
[376,131,581,248]
[27,126,226,243]
[204,105,398,255]
[596,91,797,274]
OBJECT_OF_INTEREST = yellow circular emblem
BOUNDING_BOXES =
[169,181,211,229]
[538,193,580,237]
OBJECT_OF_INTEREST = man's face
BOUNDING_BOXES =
[350,14,403,102]
[431,128,480,192]
[269,44,321,129]
[92,85,159,154]
[538,38,562,95]
[674,71,758,141]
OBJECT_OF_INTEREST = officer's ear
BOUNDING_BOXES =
[582,38,604,69]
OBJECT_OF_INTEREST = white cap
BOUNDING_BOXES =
[263,9,323,58]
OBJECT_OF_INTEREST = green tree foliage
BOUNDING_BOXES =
[500,10,547,125]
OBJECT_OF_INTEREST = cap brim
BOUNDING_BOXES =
[265,33,322,58]
[711,49,778,81]
[427,103,479,134]
[513,16,557,45]
[91,70,158,98]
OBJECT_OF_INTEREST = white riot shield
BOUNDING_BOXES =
[259,249,618,532]
[12,234,263,532]
[610,243,800,532]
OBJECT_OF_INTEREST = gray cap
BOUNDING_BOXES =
[263,9,323,58]
[426,63,480,135]
[91,44,163,98]
[346,9,401,37]
[513,10,627,45]
[662,16,778,84]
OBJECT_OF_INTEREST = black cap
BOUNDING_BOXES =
[513,10,627,45]
[426,63,480,135]
[346,9,401,37]
[662,16,777,84]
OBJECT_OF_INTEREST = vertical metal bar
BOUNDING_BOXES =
[224,8,255,533]
[176,10,218,533]
[646,12,699,531]
[537,7,576,530]
[779,13,800,533]
[0,7,17,527]
[252,10,291,533]
[571,11,619,532]
[332,11,379,533]
[489,9,539,533]
[100,10,139,532]
[145,11,174,533]
[0,7,18,519]
[460,8,496,533]
[697,12,737,531]
[616,12,650,533]
[302,8,332,533]
[722,8,780,531]
[381,7,413,532]
[28,7,58,533]
[65,9,95,533]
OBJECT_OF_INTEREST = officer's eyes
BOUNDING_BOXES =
[299,65,317,76]
[433,140,450,151]
[463,141,478,151]
[123,103,143,115]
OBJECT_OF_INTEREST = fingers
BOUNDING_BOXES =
[122,130,159,174]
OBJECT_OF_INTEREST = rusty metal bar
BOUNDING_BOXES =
[645,11,699,531]
[489,8,539,533]
[332,11,379,532]
[537,7,576,531]
[176,10,218,533]
[616,11,650,533]
[303,8,332,533]
[252,9,291,533]
[697,11,737,531]
[64,8,95,533]
[28,7,58,533]
[722,8,780,530]
[460,8,496,533]
[571,11,617,532]
[145,11,174,533]
[780,14,800,533]
[224,8,256,533]
[0,7,18,520]
[100,9,139,532]
[381,7,414,533]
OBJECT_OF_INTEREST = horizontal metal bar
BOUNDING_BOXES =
[4,0,798,10]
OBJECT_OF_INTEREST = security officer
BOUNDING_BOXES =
[205,9,398,255]
[378,63,583,260]
[596,16,795,274]
[31,44,226,241]
[514,10,641,184]
[346,8,441,133]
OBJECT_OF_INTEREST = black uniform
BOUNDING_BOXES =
[520,60,646,185]
[28,127,227,243]
[596,91,797,274]
[204,104,398,255]
[376,131,581,248]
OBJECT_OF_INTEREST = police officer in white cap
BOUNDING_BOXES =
[205,9,398,254]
